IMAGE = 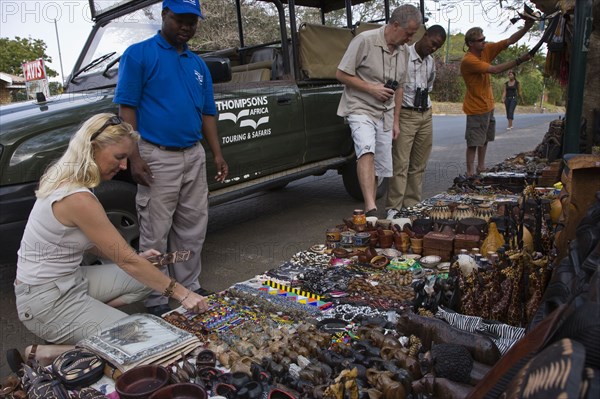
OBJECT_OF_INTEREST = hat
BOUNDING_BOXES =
[163,0,203,17]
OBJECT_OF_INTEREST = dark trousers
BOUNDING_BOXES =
[505,97,517,120]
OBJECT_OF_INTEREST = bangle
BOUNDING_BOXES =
[162,278,177,298]
[179,289,191,304]
[515,58,522,66]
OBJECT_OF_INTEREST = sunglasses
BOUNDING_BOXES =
[90,116,123,141]
[473,37,486,43]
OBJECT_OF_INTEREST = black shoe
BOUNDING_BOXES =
[6,348,25,373]
[365,208,378,218]
[146,304,171,317]
[194,287,214,296]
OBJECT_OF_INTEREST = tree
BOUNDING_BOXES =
[191,0,283,50]
[500,0,599,152]
[0,37,58,77]
[431,58,465,103]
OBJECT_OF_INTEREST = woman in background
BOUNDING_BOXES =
[502,70,523,130]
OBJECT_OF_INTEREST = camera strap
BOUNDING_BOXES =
[413,57,429,90]
[412,55,431,108]
[381,48,399,84]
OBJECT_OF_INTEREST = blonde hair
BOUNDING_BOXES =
[36,113,139,198]
[464,27,483,47]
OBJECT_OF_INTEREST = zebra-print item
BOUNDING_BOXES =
[477,322,526,355]
[52,348,105,390]
[436,307,525,355]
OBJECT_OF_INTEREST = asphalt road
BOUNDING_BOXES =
[0,112,562,377]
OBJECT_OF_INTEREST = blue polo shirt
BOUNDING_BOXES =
[114,32,216,147]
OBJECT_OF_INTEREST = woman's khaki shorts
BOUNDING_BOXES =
[15,264,151,344]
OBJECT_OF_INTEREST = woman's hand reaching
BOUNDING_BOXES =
[179,290,209,314]
[138,249,161,259]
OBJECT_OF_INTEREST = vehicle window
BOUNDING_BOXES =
[192,0,280,50]
[77,4,162,76]
[90,0,141,20]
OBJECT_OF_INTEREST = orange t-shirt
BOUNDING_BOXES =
[460,40,509,115]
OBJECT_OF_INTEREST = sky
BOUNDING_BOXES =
[0,0,540,83]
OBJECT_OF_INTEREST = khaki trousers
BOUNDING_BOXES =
[137,140,209,307]
[386,108,433,210]
[15,265,151,344]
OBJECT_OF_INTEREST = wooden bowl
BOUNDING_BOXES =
[370,255,390,269]
[115,365,169,399]
[419,255,441,268]
[149,383,207,399]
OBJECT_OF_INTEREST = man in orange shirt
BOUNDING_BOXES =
[460,20,534,177]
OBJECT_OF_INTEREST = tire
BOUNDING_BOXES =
[341,159,389,201]
[93,180,139,249]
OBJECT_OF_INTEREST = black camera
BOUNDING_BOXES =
[414,87,429,110]
[384,79,399,91]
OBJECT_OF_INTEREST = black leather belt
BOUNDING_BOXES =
[142,138,198,152]
[401,106,430,112]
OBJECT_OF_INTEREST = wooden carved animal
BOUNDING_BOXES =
[397,312,501,365]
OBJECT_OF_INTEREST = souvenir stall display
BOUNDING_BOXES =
[2,151,599,399]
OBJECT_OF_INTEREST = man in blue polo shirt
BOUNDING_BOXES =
[114,0,228,316]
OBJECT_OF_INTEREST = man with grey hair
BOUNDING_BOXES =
[336,4,422,217]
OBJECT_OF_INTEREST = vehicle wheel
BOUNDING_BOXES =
[93,180,139,248]
[342,159,388,201]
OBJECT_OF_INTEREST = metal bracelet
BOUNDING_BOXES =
[179,289,191,303]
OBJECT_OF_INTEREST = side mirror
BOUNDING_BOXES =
[203,56,232,84]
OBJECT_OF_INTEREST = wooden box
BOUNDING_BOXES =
[423,231,455,251]
[454,234,480,253]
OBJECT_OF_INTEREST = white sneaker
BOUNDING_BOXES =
[386,208,400,220]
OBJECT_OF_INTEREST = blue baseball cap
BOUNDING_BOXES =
[163,0,203,18]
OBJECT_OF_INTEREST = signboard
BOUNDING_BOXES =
[21,58,49,101]
[22,59,47,81]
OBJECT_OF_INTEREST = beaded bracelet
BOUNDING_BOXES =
[179,289,191,304]
[162,278,177,297]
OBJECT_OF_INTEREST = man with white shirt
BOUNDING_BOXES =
[386,25,446,220]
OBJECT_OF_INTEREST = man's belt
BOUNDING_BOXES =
[401,106,430,112]
[142,138,198,152]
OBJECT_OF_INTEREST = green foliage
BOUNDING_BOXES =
[430,59,465,103]
[191,0,281,50]
[545,77,565,106]
[49,82,63,96]
[489,43,565,106]
[442,33,467,63]
[0,36,57,77]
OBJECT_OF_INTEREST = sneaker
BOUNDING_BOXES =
[506,127,512,130]
[194,287,214,296]
[146,303,171,317]
[386,208,400,220]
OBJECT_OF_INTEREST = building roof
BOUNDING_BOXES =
[0,72,26,89]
